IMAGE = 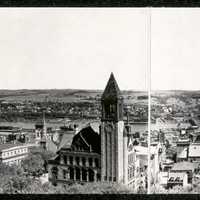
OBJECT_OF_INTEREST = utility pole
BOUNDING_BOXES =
[147,7,151,195]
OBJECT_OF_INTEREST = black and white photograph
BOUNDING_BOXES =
[1,7,200,195]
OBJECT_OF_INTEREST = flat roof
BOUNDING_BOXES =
[171,161,198,172]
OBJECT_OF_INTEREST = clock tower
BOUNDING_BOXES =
[100,73,128,183]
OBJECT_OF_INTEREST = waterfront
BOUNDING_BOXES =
[0,120,148,134]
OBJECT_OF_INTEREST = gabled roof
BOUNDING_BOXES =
[71,125,100,154]
[101,72,121,100]
[57,133,74,149]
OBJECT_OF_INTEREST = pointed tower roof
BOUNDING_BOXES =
[102,72,121,100]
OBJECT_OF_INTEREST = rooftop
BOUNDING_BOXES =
[168,172,187,182]
[171,161,198,172]
[58,133,74,149]
[0,143,30,151]
[101,72,121,100]
[177,148,188,159]
[134,145,159,155]
[189,143,200,157]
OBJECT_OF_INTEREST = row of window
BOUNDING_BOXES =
[52,167,100,182]
[104,176,116,181]
[4,158,21,166]
[128,166,135,180]
[2,148,28,158]
[62,155,99,168]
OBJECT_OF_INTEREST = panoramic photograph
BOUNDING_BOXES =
[1,7,200,195]
[0,8,149,193]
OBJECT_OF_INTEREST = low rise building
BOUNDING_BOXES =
[170,161,198,184]
[161,159,174,172]
[0,143,30,166]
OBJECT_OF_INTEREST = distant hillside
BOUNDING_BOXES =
[0,89,147,103]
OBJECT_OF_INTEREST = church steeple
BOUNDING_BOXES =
[101,73,123,122]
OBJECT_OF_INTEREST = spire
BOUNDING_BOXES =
[102,72,121,100]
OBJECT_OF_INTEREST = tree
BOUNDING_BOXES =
[0,163,31,194]
[0,162,22,176]
[52,182,135,194]
[21,153,44,177]
[29,147,56,172]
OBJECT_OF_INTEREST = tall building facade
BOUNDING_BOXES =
[100,72,128,184]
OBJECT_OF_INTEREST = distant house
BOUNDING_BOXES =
[170,161,198,184]
[0,126,22,144]
[161,159,174,172]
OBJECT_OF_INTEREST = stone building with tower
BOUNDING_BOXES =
[48,73,145,188]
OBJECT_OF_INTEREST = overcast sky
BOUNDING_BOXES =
[0,8,148,90]
[1,8,200,91]
[151,8,200,91]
